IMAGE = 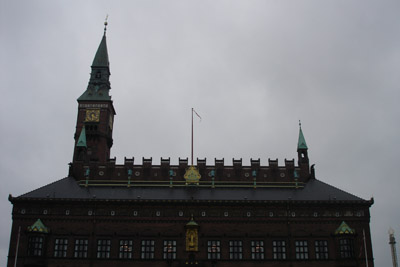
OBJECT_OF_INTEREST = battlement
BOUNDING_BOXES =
[70,156,312,186]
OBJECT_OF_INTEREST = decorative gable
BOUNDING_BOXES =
[27,219,49,234]
[335,221,355,235]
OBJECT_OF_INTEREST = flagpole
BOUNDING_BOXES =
[191,108,193,166]
[363,229,369,267]
[14,226,21,267]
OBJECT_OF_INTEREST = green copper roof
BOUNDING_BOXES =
[335,221,355,235]
[77,32,112,102]
[186,215,199,226]
[76,126,87,148]
[297,127,308,150]
[77,87,112,101]
[27,219,49,233]
[92,34,109,67]
[186,220,199,226]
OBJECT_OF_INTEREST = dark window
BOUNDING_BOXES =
[315,240,329,260]
[163,240,177,259]
[141,240,155,259]
[229,240,243,260]
[28,236,44,256]
[207,240,221,260]
[273,240,286,260]
[119,240,133,259]
[251,240,264,260]
[74,239,88,258]
[295,240,309,259]
[97,239,111,258]
[339,238,354,259]
[54,238,68,258]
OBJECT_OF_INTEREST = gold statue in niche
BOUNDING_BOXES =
[186,228,198,251]
[185,215,199,251]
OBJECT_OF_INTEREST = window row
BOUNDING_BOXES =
[52,239,177,259]
[28,237,354,260]
[20,209,365,218]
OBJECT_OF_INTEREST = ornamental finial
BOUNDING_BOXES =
[299,120,302,128]
[104,15,109,34]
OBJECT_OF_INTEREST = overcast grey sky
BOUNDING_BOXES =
[1,0,399,266]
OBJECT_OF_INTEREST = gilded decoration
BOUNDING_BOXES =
[186,228,198,251]
[85,109,100,122]
[184,166,201,185]
[27,219,49,234]
[185,216,199,251]
[335,221,355,235]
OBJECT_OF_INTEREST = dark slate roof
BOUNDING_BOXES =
[16,177,366,202]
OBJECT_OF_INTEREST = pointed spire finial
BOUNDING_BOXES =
[299,120,302,128]
[104,15,109,35]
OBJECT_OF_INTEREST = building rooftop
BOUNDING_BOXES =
[12,176,368,203]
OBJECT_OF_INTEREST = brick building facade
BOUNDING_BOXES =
[7,27,374,267]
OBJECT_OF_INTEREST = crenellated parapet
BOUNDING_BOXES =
[70,156,312,187]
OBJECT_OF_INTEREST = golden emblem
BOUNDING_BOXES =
[184,166,201,185]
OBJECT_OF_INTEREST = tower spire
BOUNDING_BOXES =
[78,21,111,101]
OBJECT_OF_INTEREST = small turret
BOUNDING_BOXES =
[297,122,310,179]
[297,122,308,162]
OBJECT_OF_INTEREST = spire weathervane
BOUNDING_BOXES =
[389,228,398,267]
[104,15,108,34]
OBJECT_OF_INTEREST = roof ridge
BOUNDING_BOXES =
[314,178,365,201]
[18,177,70,198]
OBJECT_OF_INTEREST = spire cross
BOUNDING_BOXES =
[104,15,109,34]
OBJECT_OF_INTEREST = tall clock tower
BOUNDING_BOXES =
[73,26,115,164]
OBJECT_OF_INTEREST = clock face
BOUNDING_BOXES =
[85,109,100,122]
[109,114,113,130]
